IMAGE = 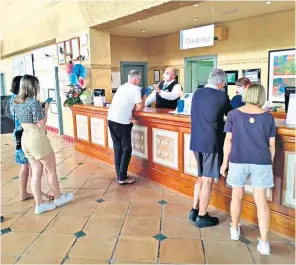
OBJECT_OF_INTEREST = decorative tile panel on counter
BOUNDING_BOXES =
[153,128,178,170]
[184,134,198,177]
[76,114,89,141]
[108,128,113,148]
[283,152,296,208]
[90,117,105,146]
[132,125,148,159]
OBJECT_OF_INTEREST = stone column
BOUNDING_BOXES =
[87,28,112,102]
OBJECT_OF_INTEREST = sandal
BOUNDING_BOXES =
[42,193,55,201]
[20,193,34,201]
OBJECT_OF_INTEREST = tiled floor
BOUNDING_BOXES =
[1,133,295,264]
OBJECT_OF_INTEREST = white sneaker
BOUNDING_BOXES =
[257,239,270,255]
[230,223,241,240]
[54,193,74,207]
[35,202,56,215]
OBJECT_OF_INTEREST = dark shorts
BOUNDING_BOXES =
[194,152,221,179]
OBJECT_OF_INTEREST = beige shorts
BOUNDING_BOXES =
[21,124,53,162]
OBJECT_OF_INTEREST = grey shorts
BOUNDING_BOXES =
[227,162,274,189]
[194,152,220,179]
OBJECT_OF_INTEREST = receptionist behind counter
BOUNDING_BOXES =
[145,67,183,109]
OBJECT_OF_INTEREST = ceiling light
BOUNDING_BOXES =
[137,20,142,23]
[193,18,198,21]
[265,1,272,4]
[142,30,146,33]
[193,3,199,7]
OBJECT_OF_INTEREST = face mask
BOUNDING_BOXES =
[163,73,171,82]
[237,86,244,95]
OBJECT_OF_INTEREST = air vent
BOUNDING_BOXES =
[221,9,239,15]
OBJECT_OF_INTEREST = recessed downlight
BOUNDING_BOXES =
[265,1,272,4]
[193,18,199,21]
[193,3,199,7]
[142,30,146,33]
[137,20,142,23]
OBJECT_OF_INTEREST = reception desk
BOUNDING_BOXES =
[72,105,295,239]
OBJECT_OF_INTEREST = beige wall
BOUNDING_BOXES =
[147,9,295,98]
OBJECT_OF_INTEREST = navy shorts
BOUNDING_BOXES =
[194,152,221,179]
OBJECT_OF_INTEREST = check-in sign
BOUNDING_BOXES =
[180,24,214,50]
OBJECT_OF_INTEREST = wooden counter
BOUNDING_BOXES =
[72,104,295,239]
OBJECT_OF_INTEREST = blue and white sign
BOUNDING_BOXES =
[180,24,214,50]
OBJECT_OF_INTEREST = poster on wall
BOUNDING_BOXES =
[268,49,296,103]
[242,68,261,83]
[57,42,65,64]
[18,57,26,76]
[225,71,238,85]
[25,54,34,75]
[12,58,20,77]
[71,37,80,60]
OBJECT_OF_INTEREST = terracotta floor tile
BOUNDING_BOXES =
[241,225,290,243]
[25,233,75,258]
[122,216,160,237]
[109,180,137,190]
[67,165,97,179]
[58,178,87,189]
[249,242,295,264]
[69,235,116,260]
[103,188,135,201]
[64,258,109,264]
[45,215,89,234]
[114,236,158,263]
[201,222,233,241]
[93,201,130,218]
[1,255,19,265]
[162,202,189,220]
[81,178,112,189]
[133,189,163,202]
[90,167,116,179]
[204,241,254,264]
[2,199,35,214]
[16,255,63,264]
[0,213,22,229]
[136,178,163,190]
[1,232,39,256]
[128,202,161,217]
[74,188,106,201]
[163,189,192,205]
[162,218,201,239]
[11,213,55,233]
[58,200,97,216]
[84,216,124,235]
[160,238,205,264]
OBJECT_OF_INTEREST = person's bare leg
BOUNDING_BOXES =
[230,187,244,230]
[253,189,270,242]
[193,178,202,209]
[39,152,61,198]
[19,164,34,200]
[198,177,214,216]
[30,160,43,205]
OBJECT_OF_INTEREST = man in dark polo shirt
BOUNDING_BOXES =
[189,68,232,228]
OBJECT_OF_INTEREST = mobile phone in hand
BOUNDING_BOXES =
[42,98,53,108]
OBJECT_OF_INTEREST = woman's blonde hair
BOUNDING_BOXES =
[242,83,266,107]
[14,75,40,104]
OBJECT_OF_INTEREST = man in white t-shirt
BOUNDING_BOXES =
[108,70,146,185]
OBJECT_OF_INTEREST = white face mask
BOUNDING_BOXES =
[237,86,244,95]
[163,73,171,82]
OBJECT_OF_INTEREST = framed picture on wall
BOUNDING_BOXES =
[25,54,34,75]
[51,103,58,114]
[12,58,20,77]
[242,68,261,83]
[154,70,160,83]
[65,40,72,55]
[48,88,56,102]
[268,48,296,103]
[57,42,65,64]
[71,37,80,60]
[225,71,238,85]
[18,57,26,76]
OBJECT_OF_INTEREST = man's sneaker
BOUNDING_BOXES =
[230,223,241,240]
[189,208,199,222]
[54,193,74,207]
[195,213,219,228]
[118,177,136,185]
[257,239,271,255]
[35,202,56,215]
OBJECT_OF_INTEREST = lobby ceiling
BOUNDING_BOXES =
[108,1,295,38]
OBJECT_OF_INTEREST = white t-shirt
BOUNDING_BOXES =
[108,82,142,124]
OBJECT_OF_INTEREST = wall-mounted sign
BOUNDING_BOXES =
[225,70,238,85]
[180,24,214,50]
[243,68,261,83]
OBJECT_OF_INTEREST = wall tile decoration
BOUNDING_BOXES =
[131,125,148,159]
[184,134,198,177]
[90,117,105,146]
[76,115,88,141]
[283,152,296,208]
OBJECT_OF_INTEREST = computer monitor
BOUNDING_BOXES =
[285,86,295,113]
